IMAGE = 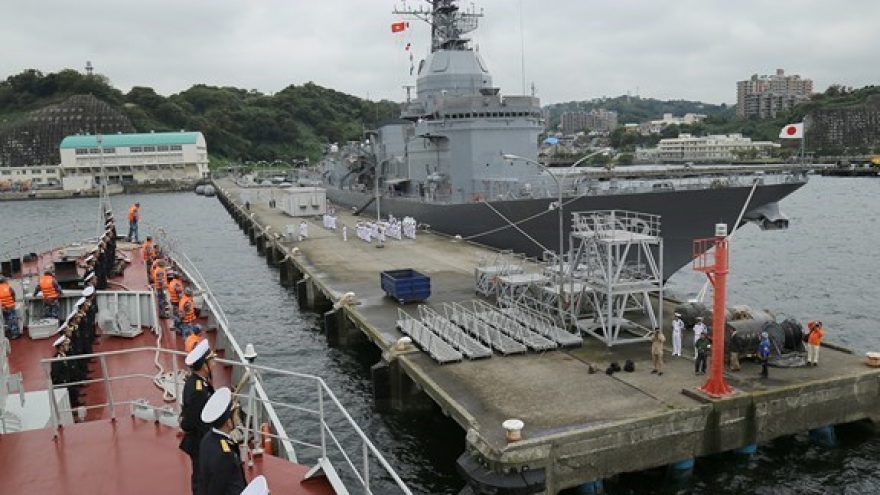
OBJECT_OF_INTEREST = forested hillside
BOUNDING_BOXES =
[0,69,399,166]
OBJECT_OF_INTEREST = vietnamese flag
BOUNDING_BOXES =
[391,21,407,33]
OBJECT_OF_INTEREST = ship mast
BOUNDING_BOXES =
[393,0,483,53]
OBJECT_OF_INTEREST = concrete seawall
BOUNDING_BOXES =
[212,178,880,495]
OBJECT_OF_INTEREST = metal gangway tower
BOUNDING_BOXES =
[569,210,664,346]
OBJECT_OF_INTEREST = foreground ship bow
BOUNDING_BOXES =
[0,205,411,495]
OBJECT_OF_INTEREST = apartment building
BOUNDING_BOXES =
[736,69,813,118]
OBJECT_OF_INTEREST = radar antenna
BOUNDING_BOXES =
[393,0,483,52]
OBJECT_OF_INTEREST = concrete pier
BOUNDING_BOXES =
[213,179,880,495]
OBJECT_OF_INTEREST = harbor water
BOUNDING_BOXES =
[1,176,878,494]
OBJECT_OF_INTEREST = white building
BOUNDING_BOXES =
[0,165,62,191]
[280,187,327,217]
[642,113,707,134]
[657,134,779,163]
[58,132,209,190]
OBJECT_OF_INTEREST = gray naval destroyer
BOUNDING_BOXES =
[319,0,808,280]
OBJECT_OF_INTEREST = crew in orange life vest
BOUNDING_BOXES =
[141,236,155,264]
[34,265,63,319]
[806,321,826,367]
[185,324,205,353]
[127,202,140,243]
[179,287,197,337]
[167,272,185,331]
[152,260,169,316]
[0,275,21,339]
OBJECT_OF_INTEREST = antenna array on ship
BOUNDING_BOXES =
[394,0,483,52]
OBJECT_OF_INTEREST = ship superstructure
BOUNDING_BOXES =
[317,0,808,280]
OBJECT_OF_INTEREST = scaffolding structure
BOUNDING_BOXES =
[569,210,664,346]
[473,250,524,297]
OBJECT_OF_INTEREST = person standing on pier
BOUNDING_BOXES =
[671,313,684,357]
[692,316,708,357]
[758,332,771,378]
[127,202,140,242]
[650,327,666,376]
[806,321,825,367]
[694,332,710,375]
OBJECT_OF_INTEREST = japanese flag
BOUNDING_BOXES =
[778,123,804,139]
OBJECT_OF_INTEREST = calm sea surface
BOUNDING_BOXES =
[1,176,877,494]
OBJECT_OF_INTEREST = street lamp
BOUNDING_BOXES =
[501,148,612,321]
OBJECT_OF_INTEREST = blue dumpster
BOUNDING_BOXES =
[380,269,431,304]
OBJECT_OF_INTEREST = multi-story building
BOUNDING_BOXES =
[641,113,708,134]
[58,132,209,190]
[657,134,779,163]
[560,109,618,134]
[737,69,813,118]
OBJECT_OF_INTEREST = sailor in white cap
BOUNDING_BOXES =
[671,312,684,357]
[693,316,708,358]
[198,387,247,494]
[50,334,82,408]
[242,475,270,495]
[179,340,216,495]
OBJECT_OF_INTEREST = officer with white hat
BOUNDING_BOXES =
[179,340,216,495]
[50,334,82,408]
[199,387,247,494]
[242,475,270,495]
[671,312,684,357]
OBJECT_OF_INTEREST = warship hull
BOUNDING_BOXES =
[326,180,805,280]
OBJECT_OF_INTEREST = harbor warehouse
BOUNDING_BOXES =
[58,132,209,189]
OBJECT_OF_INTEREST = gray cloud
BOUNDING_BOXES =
[3,0,877,106]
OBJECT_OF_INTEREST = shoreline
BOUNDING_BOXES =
[0,182,197,202]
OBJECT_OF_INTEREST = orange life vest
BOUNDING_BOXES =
[185,333,203,353]
[142,241,154,261]
[0,282,15,309]
[39,275,59,300]
[179,294,196,323]
[168,279,184,304]
[152,266,167,289]
[127,205,139,222]
[808,327,824,346]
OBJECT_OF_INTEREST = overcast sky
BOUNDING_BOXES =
[3,0,877,106]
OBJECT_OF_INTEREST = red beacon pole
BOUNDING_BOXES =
[693,223,734,397]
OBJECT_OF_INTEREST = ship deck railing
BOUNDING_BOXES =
[41,347,414,495]
[377,165,809,205]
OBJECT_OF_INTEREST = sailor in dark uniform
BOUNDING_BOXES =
[50,334,82,408]
[199,387,247,495]
[179,340,216,495]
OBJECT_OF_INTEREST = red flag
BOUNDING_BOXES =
[391,22,406,33]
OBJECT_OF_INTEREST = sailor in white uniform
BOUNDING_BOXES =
[693,316,708,357]
[672,312,684,357]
